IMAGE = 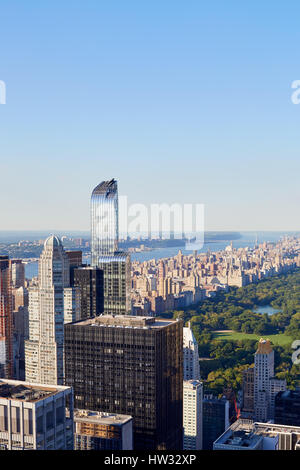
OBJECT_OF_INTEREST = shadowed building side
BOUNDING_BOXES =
[64,315,183,450]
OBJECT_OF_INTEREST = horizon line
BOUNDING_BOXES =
[1,229,300,234]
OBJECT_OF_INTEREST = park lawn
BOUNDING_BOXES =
[212,330,293,346]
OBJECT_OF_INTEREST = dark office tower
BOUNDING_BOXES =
[202,395,230,450]
[10,260,25,288]
[64,315,183,450]
[66,251,83,268]
[275,389,300,426]
[241,366,255,418]
[66,250,82,284]
[98,253,131,315]
[91,180,131,315]
[71,266,104,320]
[0,256,13,378]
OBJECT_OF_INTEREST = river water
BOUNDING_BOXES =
[24,231,298,279]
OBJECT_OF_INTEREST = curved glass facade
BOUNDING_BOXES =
[91,179,119,265]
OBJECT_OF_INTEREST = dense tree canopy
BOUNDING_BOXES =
[161,269,300,395]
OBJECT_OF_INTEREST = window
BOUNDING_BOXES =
[24,408,33,436]
[0,405,8,432]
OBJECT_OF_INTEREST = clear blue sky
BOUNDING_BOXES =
[1,1,300,231]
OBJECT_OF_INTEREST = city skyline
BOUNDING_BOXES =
[0,2,300,454]
[1,2,300,231]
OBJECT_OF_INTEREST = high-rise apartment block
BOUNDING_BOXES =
[91,180,131,315]
[269,376,287,420]
[183,322,200,381]
[202,394,230,449]
[25,236,80,385]
[10,260,25,289]
[0,379,73,450]
[183,380,203,450]
[74,410,133,450]
[63,287,81,324]
[98,253,131,315]
[70,266,104,320]
[12,285,28,381]
[0,256,13,379]
[65,251,83,269]
[241,366,254,418]
[64,315,183,450]
[275,389,300,427]
[254,339,286,422]
[182,323,202,450]
[12,285,28,312]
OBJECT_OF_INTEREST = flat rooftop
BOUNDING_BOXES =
[73,314,178,329]
[184,380,203,389]
[74,409,132,426]
[214,419,300,449]
[253,422,300,436]
[218,429,263,449]
[0,379,69,403]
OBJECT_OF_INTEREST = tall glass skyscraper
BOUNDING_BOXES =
[91,179,118,264]
[90,179,131,315]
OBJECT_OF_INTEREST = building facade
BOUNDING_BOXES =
[74,409,133,450]
[0,256,13,379]
[10,260,25,289]
[213,419,300,451]
[91,179,119,262]
[183,380,203,450]
[0,379,73,450]
[90,179,131,315]
[275,389,300,427]
[64,315,183,450]
[241,366,254,418]
[183,322,200,381]
[63,287,81,324]
[202,395,230,450]
[71,266,104,320]
[98,253,131,315]
[25,236,77,385]
[12,285,28,381]
[254,339,286,422]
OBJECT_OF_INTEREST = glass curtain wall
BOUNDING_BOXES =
[91,179,118,265]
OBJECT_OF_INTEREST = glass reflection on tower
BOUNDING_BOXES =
[90,179,131,315]
[91,179,118,265]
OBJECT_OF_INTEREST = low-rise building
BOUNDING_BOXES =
[0,379,73,450]
[74,409,133,450]
[213,419,300,450]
